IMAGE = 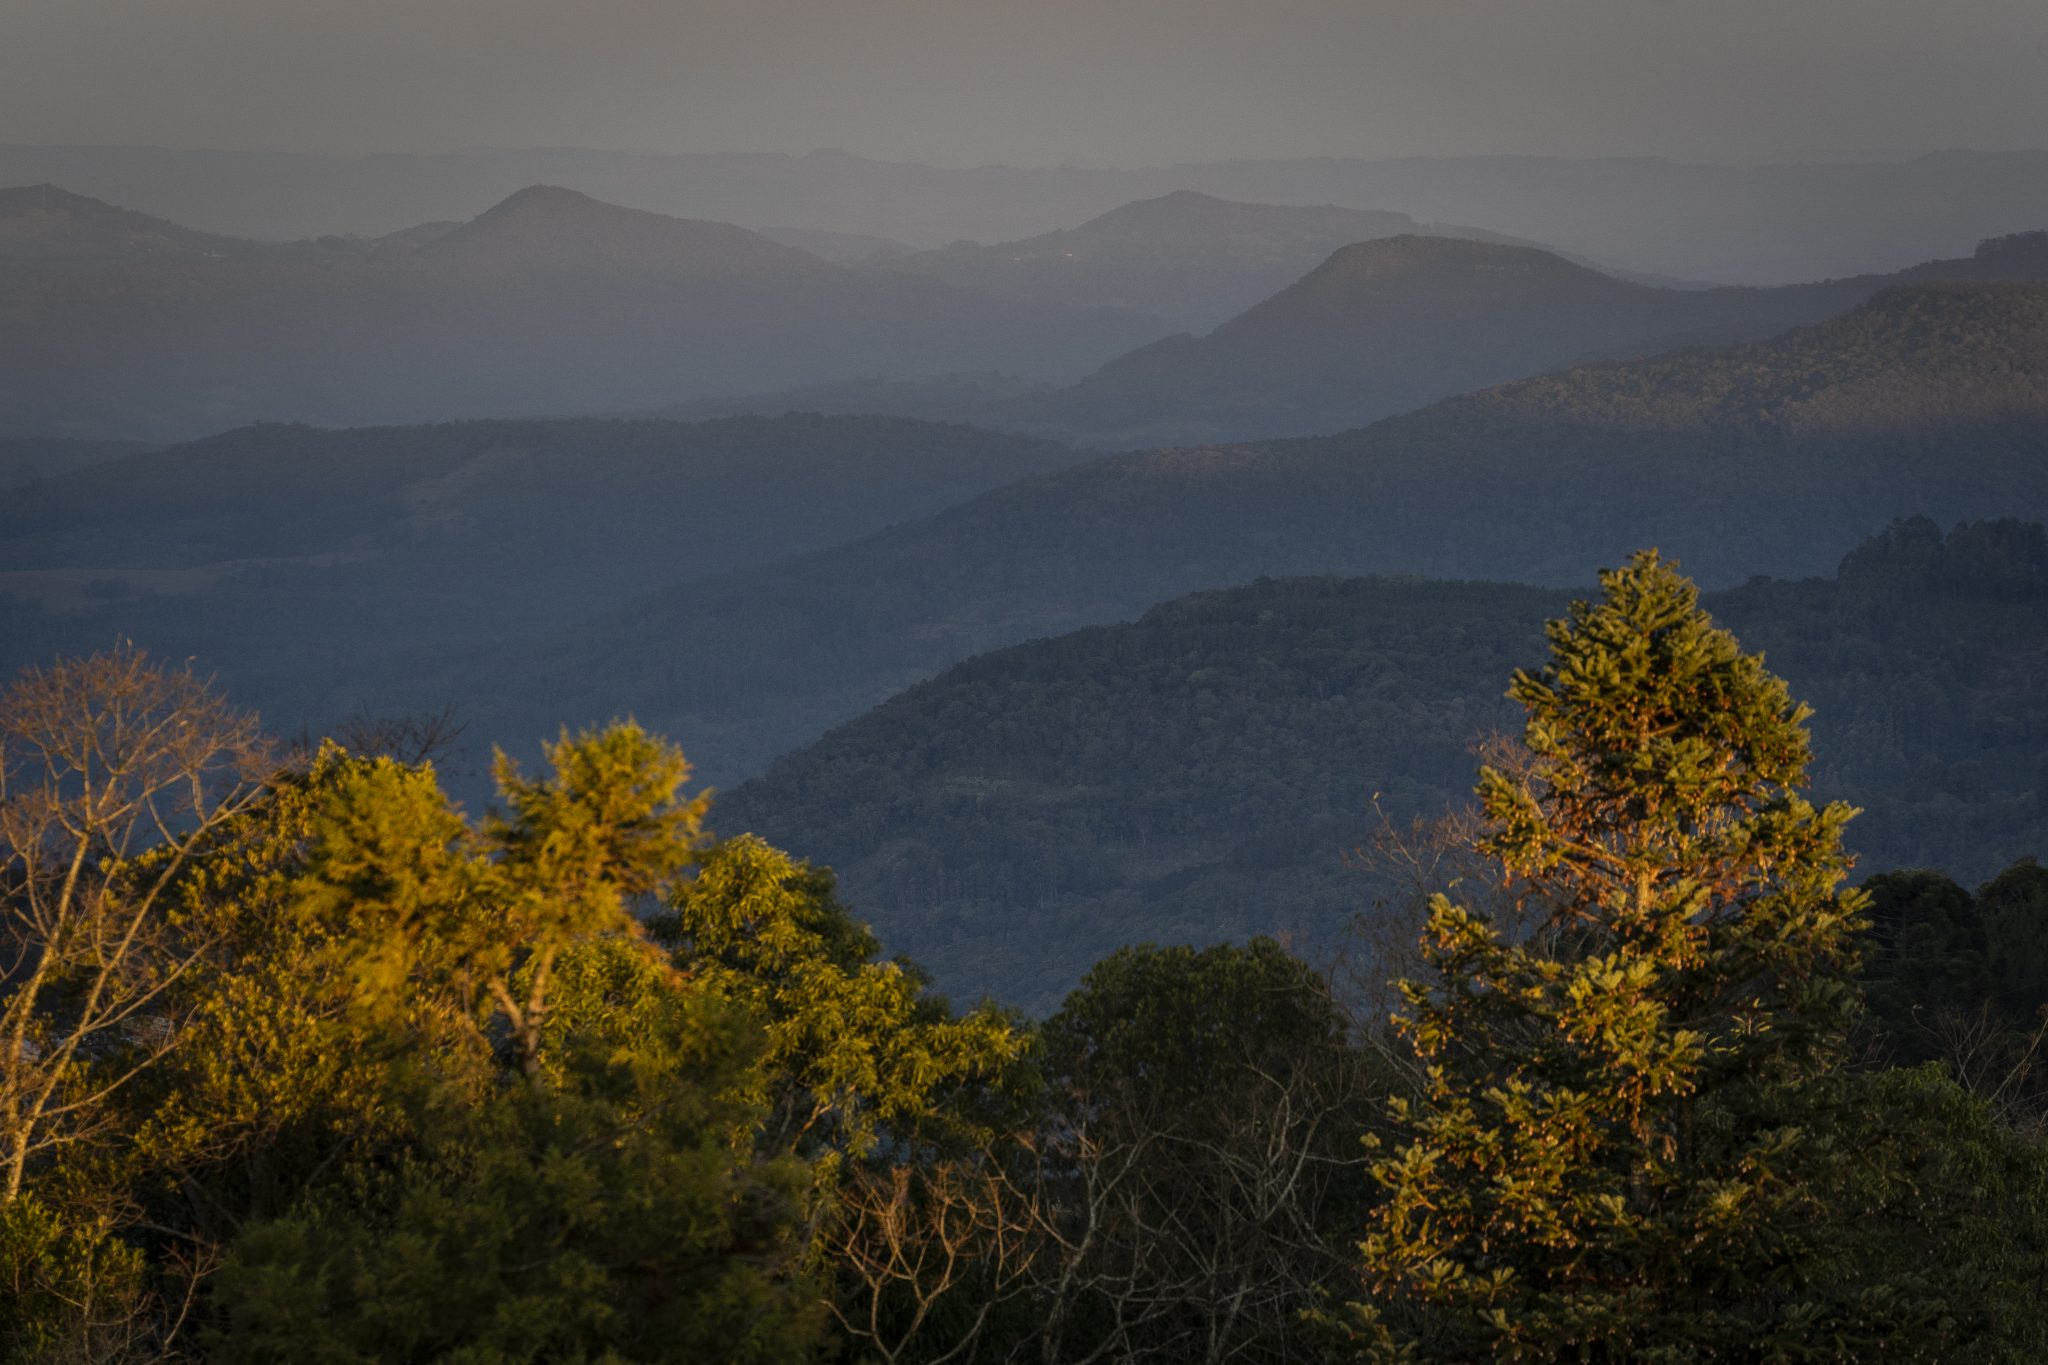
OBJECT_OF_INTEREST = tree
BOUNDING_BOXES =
[1858,863,2048,1131]
[0,648,270,1204]
[194,734,823,1362]
[1838,1064,2048,1361]
[1015,940,1378,1365]
[1978,859,2048,1034]
[656,834,1026,1165]
[1352,551,1931,1360]
[287,723,707,1086]
[205,937,825,1365]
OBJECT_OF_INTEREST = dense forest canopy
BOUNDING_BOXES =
[4,553,2044,1360]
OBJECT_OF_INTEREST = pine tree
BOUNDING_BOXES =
[1352,551,1937,1360]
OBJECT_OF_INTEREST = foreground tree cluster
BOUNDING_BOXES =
[4,554,2047,1362]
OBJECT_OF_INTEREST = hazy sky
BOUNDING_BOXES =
[7,0,2048,166]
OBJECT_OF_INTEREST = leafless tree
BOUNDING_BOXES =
[996,1021,1376,1364]
[1926,1002,2048,1136]
[824,1159,1041,1365]
[0,647,272,1202]
[332,702,468,767]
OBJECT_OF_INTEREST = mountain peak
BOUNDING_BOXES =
[426,185,834,279]
[473,183,609,219]
[1311,233,1601,280]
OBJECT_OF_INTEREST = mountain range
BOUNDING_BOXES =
[9,144,2048,283]
[15,179,2047,449]
[8,276,2048,812]
[872,190,1545,332]
[490,281,2048,782]
[680,229,2048,446]
[0,184,1161,441]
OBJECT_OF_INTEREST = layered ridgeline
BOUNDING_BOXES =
[1001,229,2048,445]
[504,281,2048,784]
[0,414,1085,729]
[0,184,1162,441]
[721,520,2048,1010]
[9,143,2048,284]
[10,283,2048,797]
[872,190,1547,332]
[652,227,2048,445]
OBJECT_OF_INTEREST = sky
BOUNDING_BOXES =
[7,0,2048,166]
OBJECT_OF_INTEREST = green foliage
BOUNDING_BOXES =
[657,835,1029,1163]
[206,971,822,1365]
[1978,859,2048,1027]
[1354,552,1919,1360]
[1026,940,1379,1364]
[1857,861,2048,1130]
[1828,1063,2048,1361]
[0,1195,149,1363]
[1859,869,1992,1061]
[1042,937,1355,1118]
[174,729,836,1361]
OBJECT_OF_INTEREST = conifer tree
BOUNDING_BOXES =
[1352,551,1934,1360]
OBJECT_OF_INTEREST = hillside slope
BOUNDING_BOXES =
[0,184,259,268]
[723,521,2048,1008]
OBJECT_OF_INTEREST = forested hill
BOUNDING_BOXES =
[721,519,2048,1010]
[518,282,2048,785]
[1001,230,2048,445]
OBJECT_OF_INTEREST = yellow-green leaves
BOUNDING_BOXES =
[1357,551,1898,1359]
[664,835,1027,1160]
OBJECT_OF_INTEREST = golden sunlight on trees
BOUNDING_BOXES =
[1348,551,1935,1358]
[4,557,2048,1361]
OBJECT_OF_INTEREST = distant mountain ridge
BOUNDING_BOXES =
[674,228,2048,446]
[418,185,836,281]
[874,190,1546,331]
[0,184,1163,440]
[996,229,2048,444]
[0,184,256,266]
[8,143,2048,283]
